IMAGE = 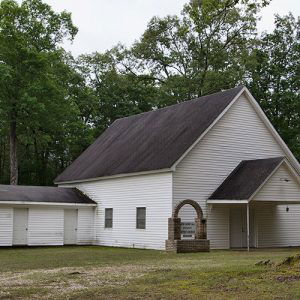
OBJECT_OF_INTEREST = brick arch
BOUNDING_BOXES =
[173,199,203,220]
[167,199,206,242]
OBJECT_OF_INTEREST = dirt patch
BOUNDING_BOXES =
[0,265,156,299]
[277,275,300,282]
[68,271,86,276]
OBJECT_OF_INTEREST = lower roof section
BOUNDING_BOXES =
[0,185,96,205]
[208,157,285,201]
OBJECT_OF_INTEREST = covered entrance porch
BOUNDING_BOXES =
[207,157,300,250]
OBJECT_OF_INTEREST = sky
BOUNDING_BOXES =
[17,0,300,57]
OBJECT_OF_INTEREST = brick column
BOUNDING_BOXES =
[195,217,201,239]
[195,217,207,239]
[168,217,181,240]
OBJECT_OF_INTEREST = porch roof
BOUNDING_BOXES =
[208,157,285,202]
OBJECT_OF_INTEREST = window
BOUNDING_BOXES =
[105,208,113,228]
[136,207,146,229]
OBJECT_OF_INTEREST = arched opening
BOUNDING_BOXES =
[166,200,210,252]
[173,199,203,219]
[168,199,206,241]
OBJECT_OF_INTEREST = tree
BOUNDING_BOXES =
[131,0,270,106]
[1,0,298,186]
[0,0,77,184]
[16,50,95,186]
[247,14,300,160]
[77,47,159,135]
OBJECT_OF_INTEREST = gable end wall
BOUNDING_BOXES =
[173,93,287,249]
[254,163,300,201]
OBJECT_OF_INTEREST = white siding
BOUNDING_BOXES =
[207,205,230,249]
[77,208,95,245]
[178,204,197,222]
[28,208,64,246]
[0,206,94,247]
[63,172,172,250]
[173,93,288,249]
[254,203,300,247]
[254,163,300,201]
[0,207,13,246]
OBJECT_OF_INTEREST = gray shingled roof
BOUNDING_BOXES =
[209,157,285,200]
[55,86,244,183]
[0,185,96,204]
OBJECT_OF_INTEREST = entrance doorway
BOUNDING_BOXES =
[64,209,78,245]
[13,208,28,245]
[230,207,255,248]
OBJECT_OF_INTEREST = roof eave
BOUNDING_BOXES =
[55,168,173,185]
[243,87,300,175]
[171,87,247,171]
[207,199,249,204]
[0,201,97,206]
[172,87,300,176]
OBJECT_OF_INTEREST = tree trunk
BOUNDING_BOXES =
[9,120,18,185]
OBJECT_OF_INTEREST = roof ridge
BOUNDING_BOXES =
[55,85,245,183]
[114,85,245,123]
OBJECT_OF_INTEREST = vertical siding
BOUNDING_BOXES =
[254,164,300,201]
[28,208,64,246]
[173,93,287,249]
[0,207,13,246]
[77,208,95,245]
[65,172,172,250]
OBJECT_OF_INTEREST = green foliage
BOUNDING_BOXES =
[0,0,298,185]
[247,14,300,159]
[77,47,159,134]
[131,0,267,104]
[0,0,91,185]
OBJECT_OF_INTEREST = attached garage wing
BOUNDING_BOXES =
[0,185,96,246]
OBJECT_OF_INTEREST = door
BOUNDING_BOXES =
[13,208,28,245]
[230,208,247,248]
[230,207,255,248]
[64,209,78,245]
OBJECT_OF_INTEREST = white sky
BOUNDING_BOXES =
[17,0,300,57]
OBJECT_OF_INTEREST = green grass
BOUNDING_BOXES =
[1,246,300,299]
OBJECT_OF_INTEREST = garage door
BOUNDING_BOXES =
[64,209,78,245]
[13,208,28,245]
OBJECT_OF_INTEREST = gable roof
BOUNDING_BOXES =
[0,185,96,205]
[208,157,285,200]
[55,86,244,183]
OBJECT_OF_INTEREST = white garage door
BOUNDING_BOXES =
[64,209,78,245]
[13,208,28,245]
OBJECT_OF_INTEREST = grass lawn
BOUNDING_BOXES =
[1,246,300,299]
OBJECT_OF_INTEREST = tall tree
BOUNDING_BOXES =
[77,47,159,135]
[15,50,95,186]
[247,14,300,160]
[0,0,77,184]
[131,0,270,105]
